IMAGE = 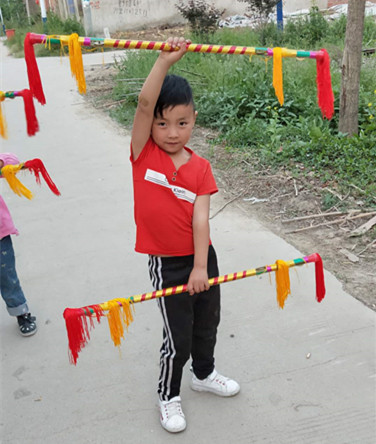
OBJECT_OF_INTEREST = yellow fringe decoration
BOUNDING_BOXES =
[273,47,284,106]
[68,33,86,94]
[275,260,291,309]
[0,97,8,139]
[1,164,33,199]
[106,299,134,347]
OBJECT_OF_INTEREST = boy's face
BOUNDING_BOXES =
[151,104,197,156]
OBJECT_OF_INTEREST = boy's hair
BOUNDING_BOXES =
[154,74,195,118]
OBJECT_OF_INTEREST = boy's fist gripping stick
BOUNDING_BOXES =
[63,253,325,365]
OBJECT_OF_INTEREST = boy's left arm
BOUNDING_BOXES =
[187,194,211,296]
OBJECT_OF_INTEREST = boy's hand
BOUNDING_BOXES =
[159,36,191,66]
[187,266,210,296]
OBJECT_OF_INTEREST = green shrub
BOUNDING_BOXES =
[175,0,224,37]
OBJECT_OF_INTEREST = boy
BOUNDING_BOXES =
[130,37,239,433]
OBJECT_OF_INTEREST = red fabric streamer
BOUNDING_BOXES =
[17,89,39,136]
[316,49,334,120]
[24,33,46,105]
[24,158,61,196]
[63,305,104,365]
[308,253,326,302]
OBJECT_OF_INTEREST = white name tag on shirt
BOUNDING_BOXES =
[144,169,196,204]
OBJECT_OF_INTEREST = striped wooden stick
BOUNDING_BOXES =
[27,32,325,59]
[63,253,325,364]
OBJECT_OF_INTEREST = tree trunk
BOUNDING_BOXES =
[338,0,366,136]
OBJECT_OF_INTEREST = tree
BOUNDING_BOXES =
[338,0,366,136]
[239,0,280,17]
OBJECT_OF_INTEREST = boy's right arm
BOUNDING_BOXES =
[131,37,190,161]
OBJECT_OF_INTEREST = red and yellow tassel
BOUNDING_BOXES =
[275,259,291,308]
[18,89,39,136]
[24,33,46,105]
[0,97,8,139]
[1,164,33,199]
[273,47,284,106]
[68,33,86,94]
[316,49,334,120]
[63,305,104,365]
[24,158,61,195]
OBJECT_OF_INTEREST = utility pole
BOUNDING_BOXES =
[276,0,283,30]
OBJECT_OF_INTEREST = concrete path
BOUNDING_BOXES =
[1,44,375,444]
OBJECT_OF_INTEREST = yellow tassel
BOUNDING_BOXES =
[275,260,291,309]
[1,164,33,199]
[68,33,86,94]
[273,47,284,106]
[0,98,8,139]
[106,299,134,347]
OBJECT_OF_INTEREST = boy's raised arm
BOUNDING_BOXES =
[131,37,190,161]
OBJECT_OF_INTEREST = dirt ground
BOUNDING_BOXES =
[83,26,376,311]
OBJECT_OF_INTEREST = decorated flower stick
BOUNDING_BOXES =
[0,89,39,137]
[0,158,61,199]
[63,253,325,365]
[24,33,334,119]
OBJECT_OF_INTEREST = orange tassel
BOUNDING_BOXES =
[273,47,284,106]
[68,33,86,94]
[0,98,8,139]
[275,260,291,308]
[24,33,46,105]
[106,299,134,348]
[1,164,33,199]
[18,89,39,136]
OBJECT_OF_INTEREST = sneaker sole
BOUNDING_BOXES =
[19,326,38,337]
[190,383,240,397]
[160,421,186,433]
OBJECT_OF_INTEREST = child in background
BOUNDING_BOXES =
[130,37,239,433]
[0,153,37,336]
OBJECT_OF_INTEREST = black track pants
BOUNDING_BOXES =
[148,245,221,401]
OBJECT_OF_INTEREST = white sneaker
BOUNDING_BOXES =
[190,369,240,397]
[158,396,186,433]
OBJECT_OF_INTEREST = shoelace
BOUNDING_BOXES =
[211,372,228,387]
[163,400,184,419]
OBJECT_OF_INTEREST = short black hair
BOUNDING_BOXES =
[154,74,195,118]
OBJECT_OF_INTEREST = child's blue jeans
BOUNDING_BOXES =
[0,235,29,316]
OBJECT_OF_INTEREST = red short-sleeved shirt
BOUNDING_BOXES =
[130,138,218,256]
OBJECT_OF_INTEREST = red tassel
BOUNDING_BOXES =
[63,305,104,365]
[18,89,39,136]
[24,158,61,195]
[307,253,326,302]
[24,33,46,105]
[316,49,334,120]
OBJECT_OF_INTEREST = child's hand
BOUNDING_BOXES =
[187,266,210,296]
[159,36,191,66]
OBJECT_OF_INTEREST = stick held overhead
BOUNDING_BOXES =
[25,33,334,119]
